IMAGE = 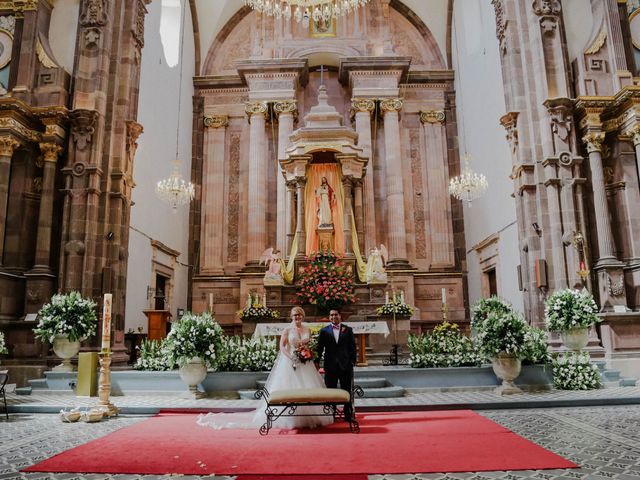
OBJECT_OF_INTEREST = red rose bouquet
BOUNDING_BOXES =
[292,344,314,370]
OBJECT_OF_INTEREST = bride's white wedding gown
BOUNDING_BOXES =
[197,326,333,430]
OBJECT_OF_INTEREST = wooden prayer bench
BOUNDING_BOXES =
[255,385,364,435]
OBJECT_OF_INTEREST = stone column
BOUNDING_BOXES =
[380,98,409,267]
[342,176,354,256]
[32,142,64,271]
[420,110,455,268]
[201,114,229,274]
[582,132,617,265]
[295,177,306,258]
[274,100,297,254]
[286,180,296,256]
[245,102,269,267]
[0,136,21,266]
[353,178,364,252]
[630,125,640,176]
[351,98,376,251]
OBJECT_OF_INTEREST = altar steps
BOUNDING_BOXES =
[238,376,405,399]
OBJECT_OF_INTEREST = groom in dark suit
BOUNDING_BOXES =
[316,309,357,420]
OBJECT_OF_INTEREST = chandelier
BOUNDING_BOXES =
[449,153,488,207]
[244,0,371,23]
[156,161,195,212]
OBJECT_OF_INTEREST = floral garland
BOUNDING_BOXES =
[408,322,484,368]
[552,352,601,390]
[33,291,98,343]
[163,312,225,369]
[134,339,171,371]
[544,288,600,332]
[475,310,530,359]
[0,331,7,355]
[296,250,356,312]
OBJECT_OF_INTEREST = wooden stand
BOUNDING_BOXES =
[357,334,368,366]
[143,310,172,340]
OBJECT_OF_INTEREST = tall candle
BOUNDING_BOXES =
[385,291,389,304]
[441,287,446,305]
[209,293,214,312]
[400,290,405,303]
[262,292,267,307]
[101,294,112,352]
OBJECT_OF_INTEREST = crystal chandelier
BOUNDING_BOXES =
[156,160,195,211]
[449,153,488,207]
[155,0,195,212]
[244,0,371,23]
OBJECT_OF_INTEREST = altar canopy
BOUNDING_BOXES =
[304,163,345,255]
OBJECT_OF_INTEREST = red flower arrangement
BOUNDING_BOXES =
[296,250,357,313]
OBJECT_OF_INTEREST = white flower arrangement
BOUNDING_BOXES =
[163,312,225,369]
[544,289,600,332]
[0,331,7,354]
[134,339,171,371]
[218,335,278,372]
[33,292,98,343]
[408,322,484,368]
[552,352,601,390]
[471,296,513,331]
[475,310,529,359]
[522,327,550,364]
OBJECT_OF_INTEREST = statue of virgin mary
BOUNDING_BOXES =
[315,176,334,227]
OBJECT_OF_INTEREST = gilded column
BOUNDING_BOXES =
[351,98,376,251]
[295,177,306,258]
[274,100,297,254]
[0,136,21,266]
[245,102,269,267]
[201,114,229,274]
[420,110,455,268]
[32,142,64,271]
[342,176,354,256]
[582,132,617,264]
[380,98,409,267]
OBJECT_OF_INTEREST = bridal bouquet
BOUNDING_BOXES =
[292,344,314,370]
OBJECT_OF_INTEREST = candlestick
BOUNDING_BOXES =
[101,294,112,352]
[441,288,446,305]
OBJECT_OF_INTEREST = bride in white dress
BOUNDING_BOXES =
[197,306,333,430]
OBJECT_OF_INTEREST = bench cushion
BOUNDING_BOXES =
[268,388,350,405]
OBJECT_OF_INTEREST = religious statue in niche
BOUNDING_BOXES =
[260,247,284,285]
[315,177,335,227]
[365,244,388,284]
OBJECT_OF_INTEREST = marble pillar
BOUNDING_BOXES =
[351,98,376,252]
[286,180,296,256]
[245,102,269,267]
[295,177,306,257]
[0,136,21,266]
[274,100,297,254]
[201,114,229,274]
[380,98,409,267]
[342,176,354,256]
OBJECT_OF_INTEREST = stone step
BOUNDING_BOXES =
[255,377,388,389]
[603,369,621,381]
[619,377,637,387]
[15,386,32,395]
[28,378,48,390]
[239,385,405,400]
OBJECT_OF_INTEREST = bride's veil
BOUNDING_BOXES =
[263,319,295,394]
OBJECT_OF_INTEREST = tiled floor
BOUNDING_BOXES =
[2,405,640,480]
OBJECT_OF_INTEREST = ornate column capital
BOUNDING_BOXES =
[625,124,640,147]
[245,101,268,121]
[70,109,99,151]
[203,114,229,129]
[39,142,64,163]
[419,110,446,125]
[500,111,520,156]
[0,136,21,157]
[351,98,376,114]
[491,0,507,55]
[582,132,606,154]
[379,98,403,114]
[273,100,297,117]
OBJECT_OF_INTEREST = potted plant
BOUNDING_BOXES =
[475,310,529,395]
[544,289,600,351]
[470,296,513,333]
[164,312,224,397]
[33,292,98,371]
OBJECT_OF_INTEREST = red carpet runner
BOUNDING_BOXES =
[24,410,576,475]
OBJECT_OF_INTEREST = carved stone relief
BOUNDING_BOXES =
[226,133,241,263]
[70,110,99,151]
[410,128,426,259]
[79,0,109,28]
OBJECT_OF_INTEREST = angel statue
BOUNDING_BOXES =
[260,247,284,285]
[365,244,388,284]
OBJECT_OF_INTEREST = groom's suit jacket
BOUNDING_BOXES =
[317,324,357,374]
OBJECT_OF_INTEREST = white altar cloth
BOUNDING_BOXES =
[252,321,390,338]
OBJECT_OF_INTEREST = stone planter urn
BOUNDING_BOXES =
[52,335,81,372]
[491,354,522,395]
[179,357,208,398]
[560,327,589,351]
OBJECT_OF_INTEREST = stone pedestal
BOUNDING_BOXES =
[317,226,335,252]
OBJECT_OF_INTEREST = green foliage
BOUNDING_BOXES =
[544,289,600,331]
[218,335,278,372]
[163,312,225,369]
[522,327,550,364]
[33,292,98,343]
[552,352,602,390]
[296,250,357,312]
[470,296,513,331]
[134,339,171,371]
[475,310,530,359]
[408,322,485,368]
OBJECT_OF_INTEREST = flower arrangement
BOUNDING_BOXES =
[474,310,530,359]
[471,296,513,331]
[238,293,280,321]
[163,312,225,369]
[134,339,171,371]
[292,344,314,369]
[218,335,278,372]
[377,291,414,316]
[544,288,600,332]
[408,322,484,368]
[296,250,356,312]
[521,327,550,364]
[33,291,98,343]
[0,331,7,354]
[552,352,601,390]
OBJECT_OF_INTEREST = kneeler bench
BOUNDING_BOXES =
[255,386,364,435]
